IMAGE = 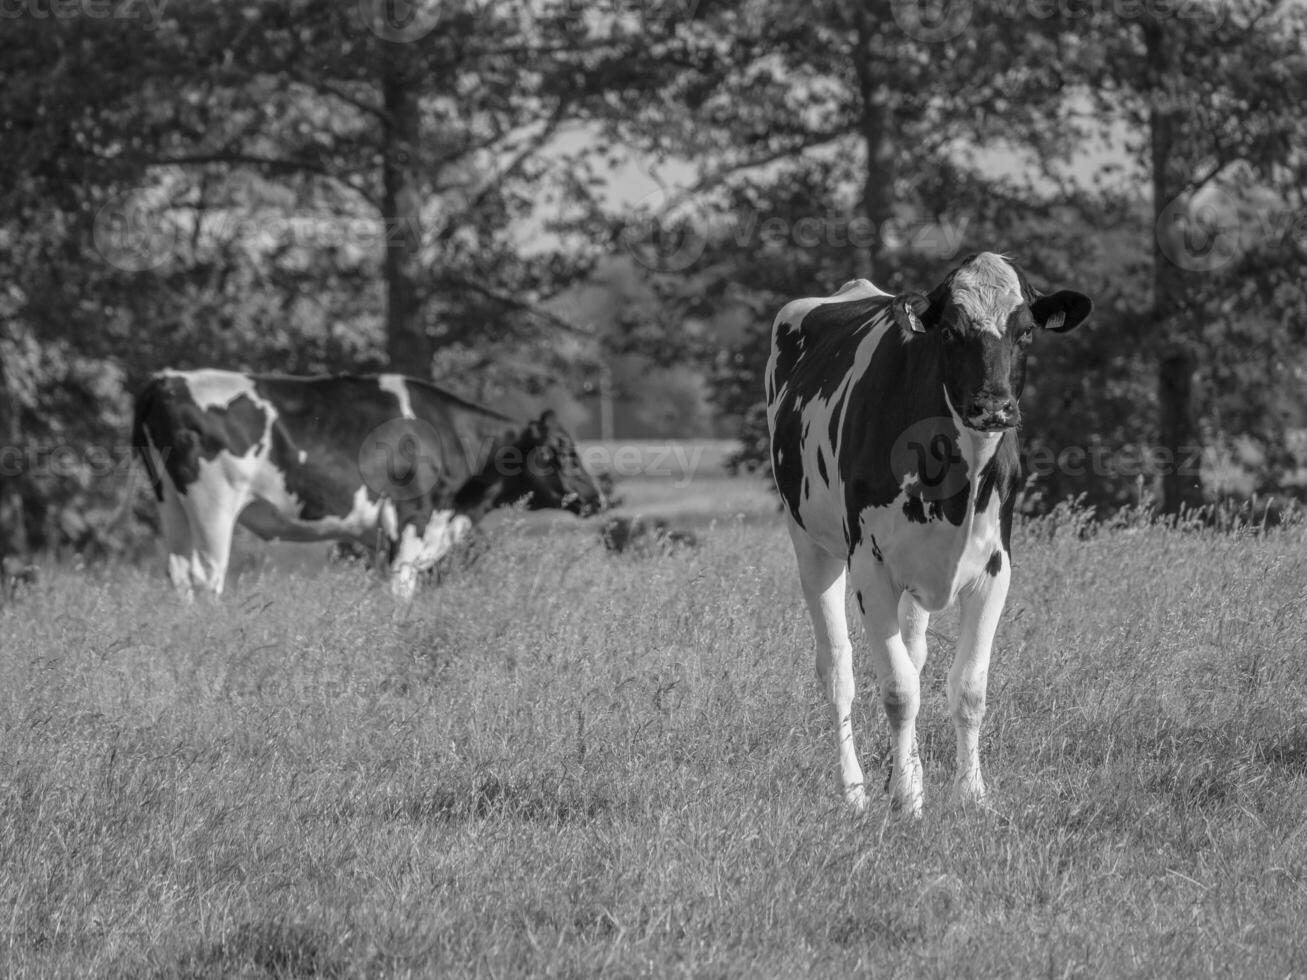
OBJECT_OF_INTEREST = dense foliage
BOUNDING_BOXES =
[2,0,1306,553]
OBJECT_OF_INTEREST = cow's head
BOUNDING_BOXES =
[496,410,604,516]
[892,252,1093,432]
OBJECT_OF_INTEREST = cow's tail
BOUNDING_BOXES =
[131,375,167,503]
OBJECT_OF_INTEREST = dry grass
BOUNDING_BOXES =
[3,500,1307,978]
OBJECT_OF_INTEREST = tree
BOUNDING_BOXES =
[1060,0,1307,511]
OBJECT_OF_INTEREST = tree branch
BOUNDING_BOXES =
[654,128,853,213]
[436,274,596,339]
[149,152,377,207]
[433,103,572,243]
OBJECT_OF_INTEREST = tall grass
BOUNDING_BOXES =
[2,510,1306,978]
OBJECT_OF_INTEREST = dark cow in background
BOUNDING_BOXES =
[766,253,1092,815]
[133,370,604,599]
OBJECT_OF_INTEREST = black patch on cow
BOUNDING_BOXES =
[870,534,882,562]
[903,495,927,524]
[881,690,910,730]
[802,476,810,500]
[816,447,829,485]
[855,590,865,615]
[206,395,265,458]
[985,550,1003,576]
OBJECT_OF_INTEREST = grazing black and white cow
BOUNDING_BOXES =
[133,369,604,599]
[766,253,1092,815]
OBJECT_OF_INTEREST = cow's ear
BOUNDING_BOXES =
[1031,290,1093,333]
[892,292,931,334]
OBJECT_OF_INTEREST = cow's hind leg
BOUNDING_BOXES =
[950,550,1011,805]
[785,515,866,810]
[181,472,245,597]
[851,554,924,817]
[159,482,195,601]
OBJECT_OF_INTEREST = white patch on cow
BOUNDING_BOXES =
[835,278,876,296]
[379,374,416,419]
[949,252,1022,337]
[166,368,260,411]
[856,490,1003,613]
[298,450,307,464]
[182,449,265,596]
[389,510,474,600]
[379,498,399,542]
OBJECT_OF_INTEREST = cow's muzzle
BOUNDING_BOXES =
[964,393,1019,432]
[563,491,605,517]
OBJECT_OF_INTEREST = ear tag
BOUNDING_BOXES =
[894,294,929,334]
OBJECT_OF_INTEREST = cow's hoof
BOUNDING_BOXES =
[949,778,987,808]
[845,783,869,813]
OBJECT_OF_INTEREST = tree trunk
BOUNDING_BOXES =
[381,41,431,376]
[0,336,29,556]
[853,8,895,282]
[1145,19,1201,514]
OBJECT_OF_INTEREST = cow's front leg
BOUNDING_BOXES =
[950,549,1011,805]
[389,510,474,600]
[851,555,924,817]
[785,516,866,810]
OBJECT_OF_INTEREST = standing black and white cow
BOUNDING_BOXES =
[133,369,604,599]
[766,253,1092,815]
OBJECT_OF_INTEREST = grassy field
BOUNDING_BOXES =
[3,477,1307,977]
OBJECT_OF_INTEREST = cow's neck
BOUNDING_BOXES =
[907,333,1013,511]
[450,423,532,523]
[942,387,1007,499]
